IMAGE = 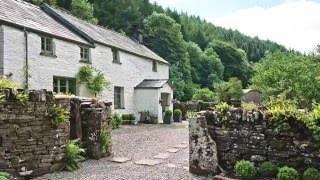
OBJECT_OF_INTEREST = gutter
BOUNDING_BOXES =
[23,27,29,90]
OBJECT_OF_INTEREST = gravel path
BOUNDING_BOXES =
[36,121,199,180]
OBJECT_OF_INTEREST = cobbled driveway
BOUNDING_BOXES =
[36,121,201,180]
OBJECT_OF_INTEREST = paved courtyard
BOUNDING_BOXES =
[36,121,199,180]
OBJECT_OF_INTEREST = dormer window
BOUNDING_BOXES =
[80,47,90,62]
[112,48,120,63]
[40,37,54,55]
[152,60,157,72]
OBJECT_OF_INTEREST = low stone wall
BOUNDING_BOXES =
[0,90,113,178]
[190,109,320,177]
[0,90,70,178]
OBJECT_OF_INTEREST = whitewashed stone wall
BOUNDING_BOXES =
[1,25,171,119]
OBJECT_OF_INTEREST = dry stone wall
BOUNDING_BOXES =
[0,89,113,178]
[0,90,70,178]
[190,109,320,177]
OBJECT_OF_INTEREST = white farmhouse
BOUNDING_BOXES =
[0,0,173,123]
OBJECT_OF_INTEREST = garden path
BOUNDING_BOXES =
[36,122,206,180]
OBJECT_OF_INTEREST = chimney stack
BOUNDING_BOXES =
[131,25,143,44]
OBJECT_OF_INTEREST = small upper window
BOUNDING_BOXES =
[152,60,157,72]
[41,37,53,55]
[112,48,120,63]
[80,47,90,61]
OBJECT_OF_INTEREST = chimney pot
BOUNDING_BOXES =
[131,25,143,44]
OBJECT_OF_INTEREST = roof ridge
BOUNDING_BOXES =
[44,3,141,45]
[15,0,40,9]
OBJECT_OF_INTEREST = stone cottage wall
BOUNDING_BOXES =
[0,90,70,178]
[190,110,320,177]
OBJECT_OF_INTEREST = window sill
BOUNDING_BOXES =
[112,61,122,65]
[79,59,92,64]
[115,107,125,110]
[40,52,57,58]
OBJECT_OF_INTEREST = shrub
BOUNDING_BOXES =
[165,110,173,116]
[65,140,85,172]
[111,113,121,129]
[0,172,11,180]
[46,104,70,125]
[266,96,298,131]
[215,77,243,103]
[277,166,299,180]
[242,102,258,111]
[303,168,320,180]
[77,65,110,97]
[234,160,257,180]
[215,102,231,114]
[121,114,129,120]
[128,114,135,120]
[192,88,217,102]
[16,92,29,104]
[261,161,278,177]
[0,77,18,89]
[100,128,112,154]
[173,109,182,116]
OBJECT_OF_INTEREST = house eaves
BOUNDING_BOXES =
[40,3,170,65]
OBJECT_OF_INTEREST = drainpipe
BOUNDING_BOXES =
[23,27,29,90]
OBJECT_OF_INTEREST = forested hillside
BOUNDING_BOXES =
[30,0,288,101]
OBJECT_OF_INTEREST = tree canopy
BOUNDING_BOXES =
[251,51,320,107]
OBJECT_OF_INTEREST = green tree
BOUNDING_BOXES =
[251,51,320,107]
[192,88,217,102]
[198,47,224,88]
[207,41,252,86]
[144,12,192,100]
[215,78,243,103]
[71,0,98,24]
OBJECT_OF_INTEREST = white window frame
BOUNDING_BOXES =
[41,37,54,55]
[53,77,77,95]
[80,47,90,62]
[114,86,124,109]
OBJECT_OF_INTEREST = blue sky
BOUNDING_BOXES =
[151,0,320,52]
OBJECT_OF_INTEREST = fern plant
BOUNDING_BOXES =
[100,128,112,154]
[46,104,70,125]
[111,113,122,129]
[16,92,29,104]
[0,172,11,180]
[65,140,85,172]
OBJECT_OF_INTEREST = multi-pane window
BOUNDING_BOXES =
[41,37,53,54]
[114,86,124,109]
[112,48,120,63]
[53,77,76,95]
[80,47,90,61]
[152,60,157,72]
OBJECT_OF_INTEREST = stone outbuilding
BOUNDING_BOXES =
[242,89,262,105]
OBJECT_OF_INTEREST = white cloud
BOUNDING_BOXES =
[211,0,320,53]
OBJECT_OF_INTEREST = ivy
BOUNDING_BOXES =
[77,65,110,97]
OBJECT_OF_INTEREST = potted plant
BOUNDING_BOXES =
[173,109,182,122]
[163,110,173,124]
[128,114,137,125]
[121,114,130,125]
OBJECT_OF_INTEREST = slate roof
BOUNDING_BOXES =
[42,4,169,64]
[243,89,262,94]
[0,0,90,46]
[135,79,172,89]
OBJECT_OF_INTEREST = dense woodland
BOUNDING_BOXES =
[29,0,319,106]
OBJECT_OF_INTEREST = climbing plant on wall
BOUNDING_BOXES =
[76,65,110,97]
